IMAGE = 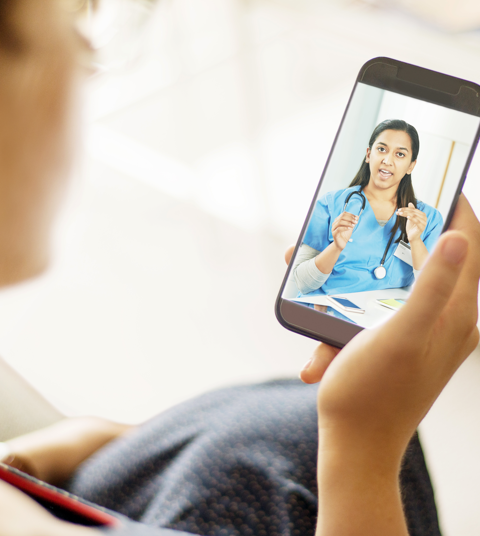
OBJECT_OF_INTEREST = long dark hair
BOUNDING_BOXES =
[349,119,420,243]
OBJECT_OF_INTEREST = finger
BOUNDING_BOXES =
[333,220,348,229]
[407,216,424,227]
[411,212,427,223]
[444,195,480,323]
[334,219,356,230]
[395,231,468,336]
[285,244,295,265]
[397,208,416,217]
[333,226,354,235]
[397,206,424,215]
[334,217,357,228]
[338,212,358,224]
[339,213,358,223]
[300,343,340,384]
[334,222,355,231]
[404,213,425,227]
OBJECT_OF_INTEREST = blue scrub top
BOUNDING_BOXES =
[301,185,443,296]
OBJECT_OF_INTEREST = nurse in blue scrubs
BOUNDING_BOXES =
[294,119,443,297]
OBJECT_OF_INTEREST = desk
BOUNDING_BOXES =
[292,287,412,329]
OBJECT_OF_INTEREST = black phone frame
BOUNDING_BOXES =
[275,56,480,348]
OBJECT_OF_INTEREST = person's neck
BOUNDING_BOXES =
[362,181,397,206]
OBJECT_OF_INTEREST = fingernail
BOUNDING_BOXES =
[301,358,313,372]
[441,235,468,265]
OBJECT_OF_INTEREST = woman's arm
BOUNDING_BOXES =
[292,244,331,294]
[312,242,344,275]
[301,194,480,536]
[409,238,429,270]
[291,211,359,293]
[2,417,134,485]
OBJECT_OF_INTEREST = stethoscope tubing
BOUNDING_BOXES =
[343,189,399,279]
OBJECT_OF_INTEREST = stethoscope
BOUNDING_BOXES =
[343,190,398,280]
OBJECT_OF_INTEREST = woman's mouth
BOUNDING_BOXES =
[379,169,393,180]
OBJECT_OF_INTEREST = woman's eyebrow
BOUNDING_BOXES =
[377,142,409,152]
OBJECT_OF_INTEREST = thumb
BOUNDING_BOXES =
[395,231,468,334]
[300,343,340,384]
[408,202,415,208]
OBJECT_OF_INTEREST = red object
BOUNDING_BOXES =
[0,462,119,527]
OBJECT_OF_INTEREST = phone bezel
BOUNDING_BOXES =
[275,57,480,348]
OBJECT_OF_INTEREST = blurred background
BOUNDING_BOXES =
[1,0,480,534]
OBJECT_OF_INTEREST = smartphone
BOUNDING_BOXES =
[0,463,118,527]
[327,296,365,314]
[275,57,480,348]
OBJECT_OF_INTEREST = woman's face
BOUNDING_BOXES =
[0,0,82,286]
[365,129,416,195]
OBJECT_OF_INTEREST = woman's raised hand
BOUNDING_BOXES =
[303,194,479,446]
[331,212,359,250]
[397,202,427,243]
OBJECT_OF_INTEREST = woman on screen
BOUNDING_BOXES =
[293,119,443,297]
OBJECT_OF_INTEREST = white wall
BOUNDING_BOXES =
[376,91,480,219]
[319,83,384,193]
[312,84,480,220]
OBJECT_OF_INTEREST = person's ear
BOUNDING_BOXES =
[407,159,417,174]
[365,147,371,163]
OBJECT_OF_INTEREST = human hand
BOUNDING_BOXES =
[331,212,358,250]
[2,417,133,485]
[396,202,427,243]
[0,479,95,536]
[302,194,479,458]
[303,195,480,535]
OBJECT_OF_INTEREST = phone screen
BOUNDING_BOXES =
[330,297,362,310]
[281,79,480,331]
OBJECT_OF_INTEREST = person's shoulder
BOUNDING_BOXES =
[416,200,443,225]
[319,186,357,205]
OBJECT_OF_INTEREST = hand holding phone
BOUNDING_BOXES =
[300,195,480,536]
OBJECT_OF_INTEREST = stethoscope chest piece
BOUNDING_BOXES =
[374,265,387,280]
